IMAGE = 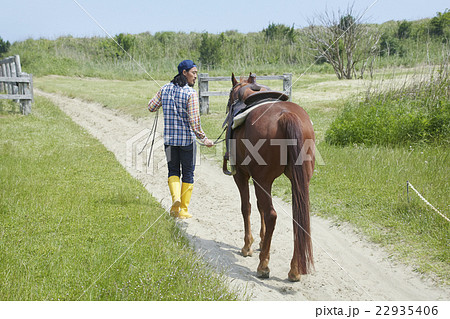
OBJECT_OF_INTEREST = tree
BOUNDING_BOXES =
[115,33,135,53]
[263,23,296,43]
[0,36,11,56]
[429,9,450,37]
[397,20,412,39]
[305,6,380,79]
[99,33,135,59]
[199,32,223,68]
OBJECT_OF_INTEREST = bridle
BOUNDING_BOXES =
[226,82,245,114]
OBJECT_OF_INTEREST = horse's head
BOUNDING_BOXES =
[226,73,269,114]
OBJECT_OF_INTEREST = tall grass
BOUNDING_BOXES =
[326,62,450,146]
[8,32,314,80]
[0,97,240,300]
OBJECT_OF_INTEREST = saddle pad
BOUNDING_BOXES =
[232,100,278,129]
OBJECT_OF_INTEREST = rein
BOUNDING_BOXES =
[143,82,252,160]
[140,107,225,162]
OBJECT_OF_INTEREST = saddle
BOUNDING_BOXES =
[222,90,289,175]
[222,91,289,130]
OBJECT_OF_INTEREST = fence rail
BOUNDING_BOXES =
[0,55,33,115]
[198,73,292,114]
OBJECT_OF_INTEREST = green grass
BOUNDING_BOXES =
[273,143,449,283]
[0,97,240,300]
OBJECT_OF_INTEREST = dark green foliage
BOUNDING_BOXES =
[325,64,450,146]
[379,33,404,57]
[199,32,223,67]
[263,23,296,43]
[100,33,135,58]
[397,20,412,39]
[115,33,135,53]
[339,15,356,32]
[0,36,10,57]
[377,10,449,60]
[429,9,450,37]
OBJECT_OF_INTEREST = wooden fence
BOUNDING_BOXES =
[198,73,292,114]
[0,55,33,115]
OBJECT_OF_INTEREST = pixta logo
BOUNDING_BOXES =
[126,129,166,175]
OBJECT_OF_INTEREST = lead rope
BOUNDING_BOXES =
[137,109,160,167]
[196,126,227,146]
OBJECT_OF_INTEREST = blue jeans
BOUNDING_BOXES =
[164,143,196,184]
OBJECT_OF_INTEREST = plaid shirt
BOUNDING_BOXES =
[148,83,206,146]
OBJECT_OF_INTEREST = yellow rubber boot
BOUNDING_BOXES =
[179,182,194,219]
[168,176,181,217]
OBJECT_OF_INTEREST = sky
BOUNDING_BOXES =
[1,0,449,43]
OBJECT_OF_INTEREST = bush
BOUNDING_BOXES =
[326,64,450,146]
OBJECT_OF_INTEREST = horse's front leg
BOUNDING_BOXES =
[254,181,276,278]
[233,171,253,257]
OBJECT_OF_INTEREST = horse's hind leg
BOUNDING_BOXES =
[254,180,276,278]
[258,207,265,250]
[233,170,254,257]
[289,239,301,282]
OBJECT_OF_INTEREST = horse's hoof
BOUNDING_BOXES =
[241,247,253,257]
[288,271,301,282]
[257,268,270,279]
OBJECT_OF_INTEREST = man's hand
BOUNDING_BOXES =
[203,138,214,147]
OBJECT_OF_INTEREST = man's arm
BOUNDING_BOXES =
[187,92,213,147]
[148,89,162,112]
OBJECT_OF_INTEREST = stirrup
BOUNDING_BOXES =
[222,156,236,176]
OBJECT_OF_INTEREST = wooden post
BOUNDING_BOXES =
[0,64,3,92]
[5,62,12,94]
[198,73,209,114]
[0,64,6,92]
[14,55,22,74]
[21,74,32,115]
[12,57,19,103]
[283,73,292,101]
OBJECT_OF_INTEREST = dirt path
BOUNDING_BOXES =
[36,89,449,301]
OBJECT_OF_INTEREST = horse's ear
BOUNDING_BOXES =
[247,73,256,84]
[231,73,238,86]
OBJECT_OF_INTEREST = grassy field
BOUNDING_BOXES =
[0,97,240,300]
[31,72,450,284]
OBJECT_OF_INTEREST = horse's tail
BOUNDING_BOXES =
[279,111,314,275]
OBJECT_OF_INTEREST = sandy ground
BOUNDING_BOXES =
[36,89,449,301]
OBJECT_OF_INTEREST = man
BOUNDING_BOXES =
[148,60,214,219]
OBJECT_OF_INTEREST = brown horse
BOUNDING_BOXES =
[223,73,315,281]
